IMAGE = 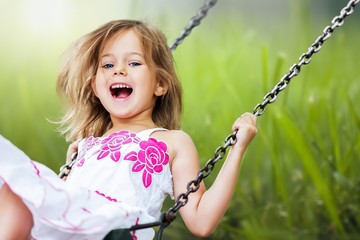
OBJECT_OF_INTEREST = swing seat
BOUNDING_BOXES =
[102,212,174,240]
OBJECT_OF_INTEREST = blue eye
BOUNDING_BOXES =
[129,62,141,67]
[103,63,114,69]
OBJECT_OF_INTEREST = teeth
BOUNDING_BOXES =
[111,84,131,89]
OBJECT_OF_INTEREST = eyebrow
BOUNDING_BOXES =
[100,52,144,59]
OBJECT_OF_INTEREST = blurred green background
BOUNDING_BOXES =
[0,0,359,239]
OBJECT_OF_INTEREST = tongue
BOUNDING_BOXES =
[117,88,132,98]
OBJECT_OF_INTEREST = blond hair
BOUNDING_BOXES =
[56,20,182,142]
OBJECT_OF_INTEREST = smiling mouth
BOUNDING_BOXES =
[110,84,133,98]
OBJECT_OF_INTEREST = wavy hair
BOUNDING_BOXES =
[56,20,182,142]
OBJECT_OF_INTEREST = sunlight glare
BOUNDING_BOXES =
[23,0,67,33]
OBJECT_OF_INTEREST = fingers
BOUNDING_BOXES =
[232,112,257,148]
[232,112,257,132]
[241,112,257,123]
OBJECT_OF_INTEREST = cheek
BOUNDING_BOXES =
[91,77,99,97]
[92,73,107,97]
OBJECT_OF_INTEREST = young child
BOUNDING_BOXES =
[0,19,257,240]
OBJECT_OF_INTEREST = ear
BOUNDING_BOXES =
[91,76,99,97]
[154,81,168,97]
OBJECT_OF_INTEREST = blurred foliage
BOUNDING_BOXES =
[0,0,359,240]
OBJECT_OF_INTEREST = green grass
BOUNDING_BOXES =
[1,3,360,240]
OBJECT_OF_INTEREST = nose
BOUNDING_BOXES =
[113,67,126,76]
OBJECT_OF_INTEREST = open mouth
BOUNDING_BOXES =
[110,83,133,99]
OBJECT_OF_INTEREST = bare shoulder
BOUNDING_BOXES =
[152,129,194,149]
[151,128,191,141]
[152,129,198,165]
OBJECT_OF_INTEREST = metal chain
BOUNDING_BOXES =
[169,0,218,51]
[163,0,359,227]
[164,132,237,221]
[58,152,78,180]
[253,0,359,116]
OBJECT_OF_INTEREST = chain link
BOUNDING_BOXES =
[58,152,78,180]
[169,0,218,51]
[253,0,359,116]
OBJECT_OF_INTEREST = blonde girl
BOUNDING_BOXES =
[0,19,257,240]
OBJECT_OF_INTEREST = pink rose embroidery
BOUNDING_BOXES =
[97,131,140,162]
[84,136,100,150]
[77,136,100,167]
[124,138,170,188]
[76,158,85,167]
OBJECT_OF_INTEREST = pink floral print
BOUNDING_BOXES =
[74,130,170,189]
[77,136,100,167]
[97,131,140,162]
[77,158,85,167]
[84,136,101,150]
[124,138,170,188]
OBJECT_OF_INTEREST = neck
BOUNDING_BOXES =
[106,118,157,136]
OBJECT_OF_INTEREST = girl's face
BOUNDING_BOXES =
[92,30,166,125]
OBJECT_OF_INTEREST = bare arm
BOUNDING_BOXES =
[171,112,257,237]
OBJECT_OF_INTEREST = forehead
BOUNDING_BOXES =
[101,29,143,54]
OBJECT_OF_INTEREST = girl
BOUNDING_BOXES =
[0,20,257,240]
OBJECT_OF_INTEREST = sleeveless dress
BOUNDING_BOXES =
[0,128,174,240]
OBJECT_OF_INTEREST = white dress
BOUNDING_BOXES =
[0,128,173,240]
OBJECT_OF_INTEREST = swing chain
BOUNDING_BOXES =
[252,0,359,117]
[161,0,359,232]
[164,131,237,220]
[59,152,78,180]
[169,0,218,51]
